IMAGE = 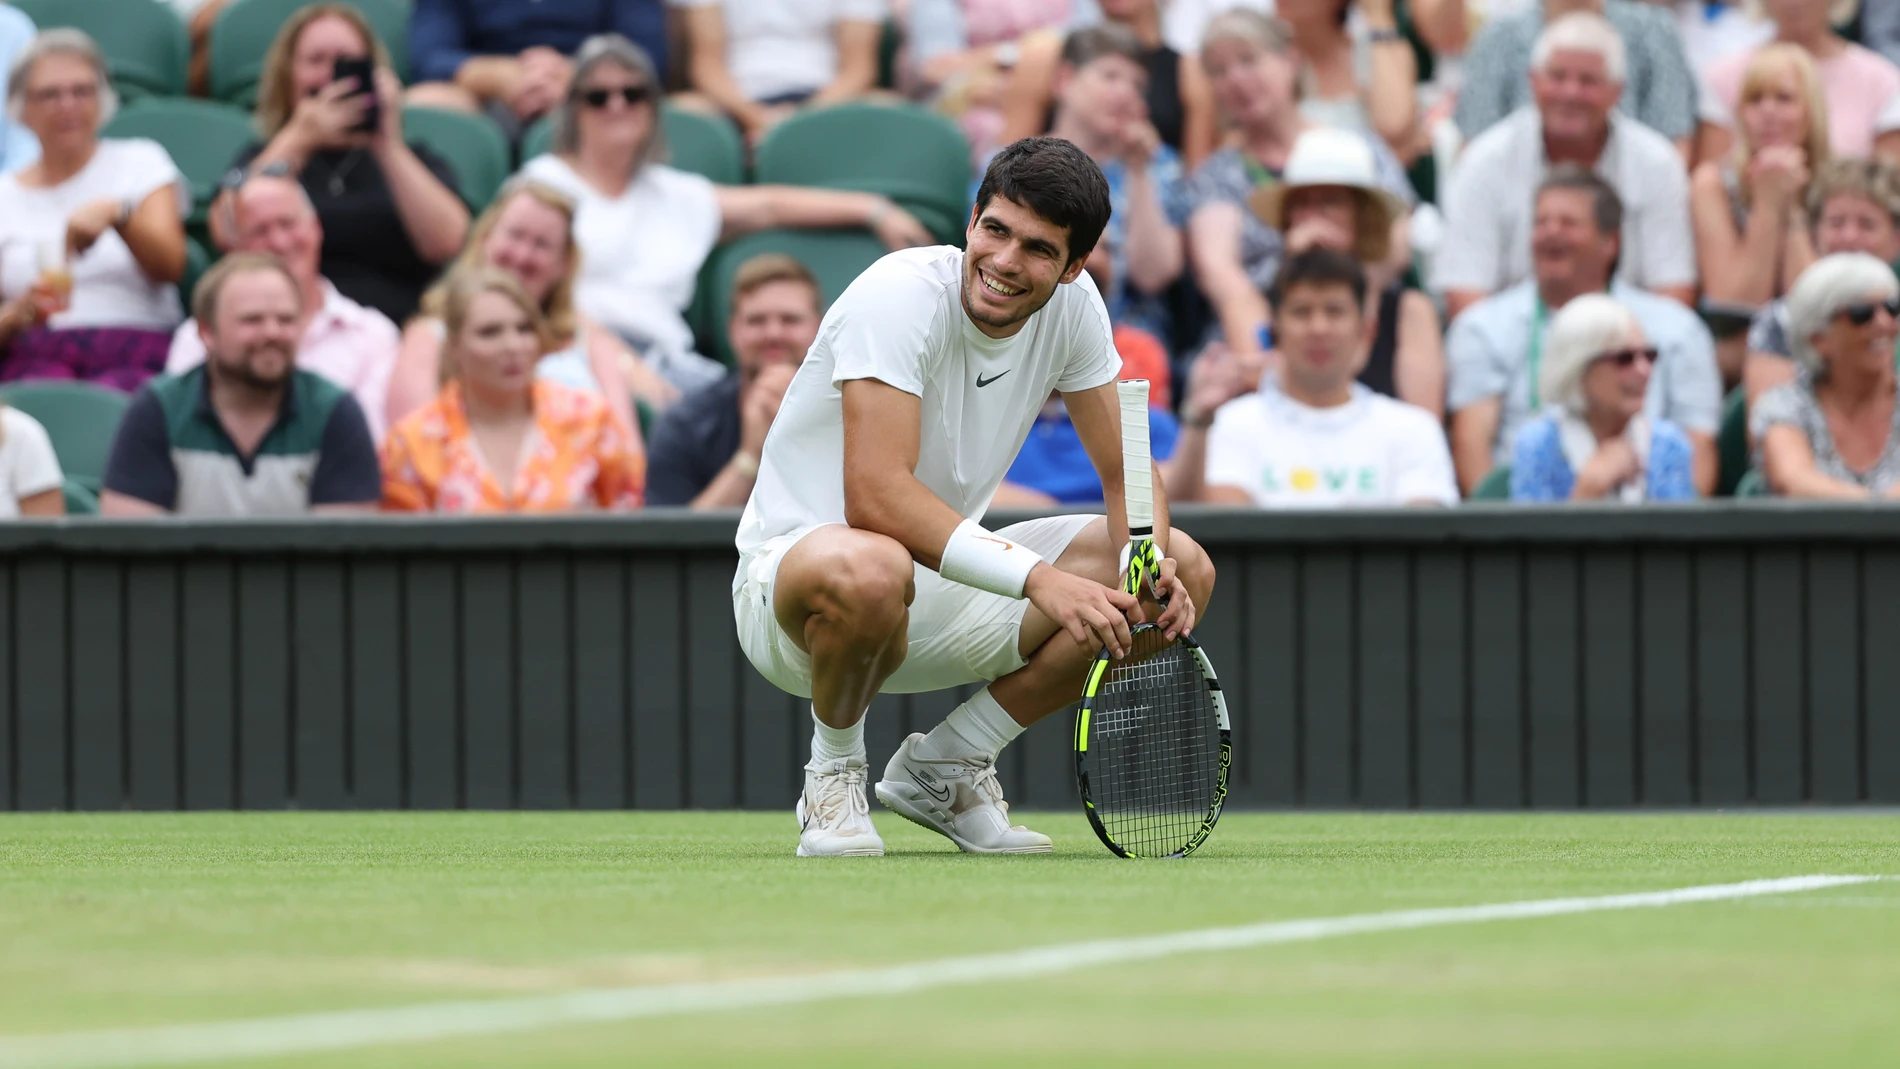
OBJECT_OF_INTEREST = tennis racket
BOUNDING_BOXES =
[1073,380,1232,859]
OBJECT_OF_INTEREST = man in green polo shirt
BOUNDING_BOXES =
[100,253,381,517]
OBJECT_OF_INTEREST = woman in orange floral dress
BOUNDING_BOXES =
[381,267,643,513]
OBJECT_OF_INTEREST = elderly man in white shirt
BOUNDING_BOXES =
[165,174,400,441]
[1438,11,1697,322]
[1167,248,1458,509]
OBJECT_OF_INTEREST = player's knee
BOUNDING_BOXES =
[1170,530,1216,606]
[824,539,913,632]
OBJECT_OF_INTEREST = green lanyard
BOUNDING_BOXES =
[1243,154,1280,190]
[1527,297,1549,412]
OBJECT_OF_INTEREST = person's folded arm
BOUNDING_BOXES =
[1188,203,1269,359]
[683,4,767,130]
[408,0,475,86]
[98,389,176,517]
[373,108,470,265]
[1360,2,1419,155]
[1394,289,1445,419]
[842,377,970,569]
[119,186,187,285]
[811,18,882,105]
[1762,423,1871,499]
[309,395,385,513]
[713,184,929,247]
[1449,397,1500,497]
[1122,165,1184,296]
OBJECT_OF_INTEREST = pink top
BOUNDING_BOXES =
[959,0,1069,47]
[1701,43,1900,157]
[165,280,401,442]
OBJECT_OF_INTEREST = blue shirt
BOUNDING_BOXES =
[1446,279,1722,466]
[1005,405,1180,504]
[1100,148,1191,341]
[1508,414,1697,502]
[407,0,670,85]
[0,7,40,176]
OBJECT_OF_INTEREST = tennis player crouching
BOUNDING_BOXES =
[732,138,1215,857]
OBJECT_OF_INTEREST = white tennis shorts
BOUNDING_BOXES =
[732,514,1099,699]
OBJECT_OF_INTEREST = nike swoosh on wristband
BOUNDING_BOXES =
[976,371,1010,387]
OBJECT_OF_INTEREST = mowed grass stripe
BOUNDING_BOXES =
[0,874,1877,1069]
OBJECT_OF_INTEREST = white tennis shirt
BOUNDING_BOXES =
[737,246,1122,556]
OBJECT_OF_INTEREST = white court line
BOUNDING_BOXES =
[0,874,1878,1069]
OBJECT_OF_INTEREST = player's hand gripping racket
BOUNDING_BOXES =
[1074,380,1232,859]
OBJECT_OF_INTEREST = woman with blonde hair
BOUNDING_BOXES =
[1698,0,1900,162]
[382,267,643,513]
[388,177,668,438]
[211,3,468,323]
[1509,294,1698,501]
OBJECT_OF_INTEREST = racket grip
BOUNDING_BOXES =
[1118,379,1153,535]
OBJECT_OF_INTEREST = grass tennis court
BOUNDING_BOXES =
[2,812,1897,1067]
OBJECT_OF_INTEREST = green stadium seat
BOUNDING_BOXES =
[402,106,509,211]
[0,381,133,495]
[62,478,100,517]
[519,106,747,186]
[1470,464,1512,501]
[755,104,971,242]
[1716,386,1748,497]
[1734,468,1771,497]
[102,99,256,234]
[701,228,889,366]
[210,0,410,107]
[660,106,746,186]
[15,0,189,101]
[181,236,214,311]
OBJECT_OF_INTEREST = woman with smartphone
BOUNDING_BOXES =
[0,29,188,389]
[212,3,468,324]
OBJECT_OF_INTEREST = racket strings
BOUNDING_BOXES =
[1089,642,1221,857]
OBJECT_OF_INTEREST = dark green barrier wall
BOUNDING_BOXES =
[3,505,1898,811]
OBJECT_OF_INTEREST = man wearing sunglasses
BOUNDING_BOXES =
[1447,166,1722,497]
[404,0,669,142]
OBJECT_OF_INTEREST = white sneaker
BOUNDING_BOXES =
[874,733,1052,854]
[795,756,885,857]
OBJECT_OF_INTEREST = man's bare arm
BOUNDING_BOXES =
[841,378,968,569]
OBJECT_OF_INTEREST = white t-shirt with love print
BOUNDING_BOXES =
[1204,381,1457,508]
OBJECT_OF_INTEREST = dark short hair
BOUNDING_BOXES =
[1271,248,1367,310]
[1537,165,1623,235]
[730,253,821,319]
[1061,24,1145,71]
[973,137,1113,266]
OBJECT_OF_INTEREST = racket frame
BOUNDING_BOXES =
[1071,379,1233,859]
[1075,626,1233,858]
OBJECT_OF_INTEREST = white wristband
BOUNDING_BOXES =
[938,519,1042,598]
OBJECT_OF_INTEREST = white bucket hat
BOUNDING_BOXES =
[1249,128,1407,263]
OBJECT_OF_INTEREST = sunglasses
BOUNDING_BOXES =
[580,85,651,109]
[1594,346,1659,368]
[1837,298,1900,326]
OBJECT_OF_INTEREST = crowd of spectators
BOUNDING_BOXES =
[3,0,1900,518]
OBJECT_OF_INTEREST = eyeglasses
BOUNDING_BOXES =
[1837,298,1900,326]
[580,85,651,109]
[25,83,98,106]
[1594,346,1659,368]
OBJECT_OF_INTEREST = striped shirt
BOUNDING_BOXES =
[1454,0,1698,142]
[101,367,381,516]
[1437,107,1696,297]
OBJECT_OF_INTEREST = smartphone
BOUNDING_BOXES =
[332,57,379,134]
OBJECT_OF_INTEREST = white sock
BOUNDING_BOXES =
[810,708,866,763]
[919,687,1024,761]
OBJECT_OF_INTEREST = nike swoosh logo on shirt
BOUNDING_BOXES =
[976,371,1010,388]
